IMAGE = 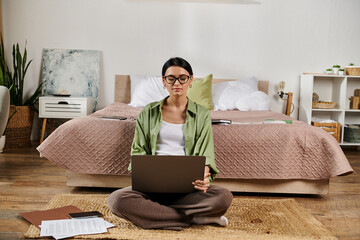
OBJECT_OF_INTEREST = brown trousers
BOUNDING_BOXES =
[108,185,233,230]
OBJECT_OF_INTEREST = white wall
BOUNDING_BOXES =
[3,0,360,139]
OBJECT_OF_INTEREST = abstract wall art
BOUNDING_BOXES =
[41,49,100,110]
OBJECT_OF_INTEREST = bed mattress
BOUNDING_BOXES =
[37,102,353,180]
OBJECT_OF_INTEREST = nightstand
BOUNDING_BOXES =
[39,96,93,143]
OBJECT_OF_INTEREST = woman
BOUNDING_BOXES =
[108,57,233,230]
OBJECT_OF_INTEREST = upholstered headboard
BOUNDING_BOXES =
[114,75,269,103]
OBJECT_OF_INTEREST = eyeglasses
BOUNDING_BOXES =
[163,75,191,84]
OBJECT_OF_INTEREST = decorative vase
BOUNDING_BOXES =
[0,135,5,153]
[4,105,34,149]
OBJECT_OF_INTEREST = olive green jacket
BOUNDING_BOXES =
[129,97,219,181]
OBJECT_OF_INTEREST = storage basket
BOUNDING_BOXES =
[312,122,341,143]
[344,125,360,143]
[312,101,336,109]
[345,66,360,76]
[4,105,34,149]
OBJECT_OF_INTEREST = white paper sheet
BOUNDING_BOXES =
[40,218,108,237]
[51,219,115,240]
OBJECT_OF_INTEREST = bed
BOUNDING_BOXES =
[37,75,353,194]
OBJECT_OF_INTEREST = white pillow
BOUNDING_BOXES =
[235,91,271,111]
[128,74,169,107]
[212,76,270,111]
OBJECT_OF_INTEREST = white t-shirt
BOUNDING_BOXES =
[155,120,185,156]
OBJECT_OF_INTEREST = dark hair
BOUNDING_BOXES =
[162,57,193,76]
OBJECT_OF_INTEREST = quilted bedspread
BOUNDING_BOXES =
[37,102,353,180]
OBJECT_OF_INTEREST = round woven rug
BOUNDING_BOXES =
[24,194,337,240]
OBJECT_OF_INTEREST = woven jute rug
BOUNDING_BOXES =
[24,194,337,240]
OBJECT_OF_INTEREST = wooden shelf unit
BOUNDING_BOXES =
[299,74,360,146]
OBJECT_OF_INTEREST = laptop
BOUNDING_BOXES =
[131,155,205,193]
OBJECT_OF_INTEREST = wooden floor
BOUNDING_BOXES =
[0,144,359,240]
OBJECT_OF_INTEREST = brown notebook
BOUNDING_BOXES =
[19,205,83,228]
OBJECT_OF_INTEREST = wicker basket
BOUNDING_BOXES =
[4,105,34,149]
[312,101,336,109]
[312,122,341,143]
[345,66,360,76]
[344,125,360,143]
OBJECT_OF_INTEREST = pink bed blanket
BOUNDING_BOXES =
[37,102,353,180]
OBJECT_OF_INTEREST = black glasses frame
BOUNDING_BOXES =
[163,75,191,85]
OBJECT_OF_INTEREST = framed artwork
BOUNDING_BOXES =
[41,49,100,111]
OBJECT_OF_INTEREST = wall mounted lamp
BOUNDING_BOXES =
[278,81,294,116]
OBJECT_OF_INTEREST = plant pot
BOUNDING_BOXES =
[326,70,333,74]
[0,135,5,153]
[338,71,345,76]
[333,67,340,75]
[4,105,34,149]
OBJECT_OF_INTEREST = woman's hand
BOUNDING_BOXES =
[193,166,211,193]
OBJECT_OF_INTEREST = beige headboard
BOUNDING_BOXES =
[114,75,269,104]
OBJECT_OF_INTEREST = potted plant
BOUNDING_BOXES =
[338,69,345,75]
[333,65,340,75]
[0,35,42,148]
[326,68,333,74]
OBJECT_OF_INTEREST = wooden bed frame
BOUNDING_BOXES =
[66,75,329,194]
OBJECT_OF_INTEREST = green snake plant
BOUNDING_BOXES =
[0,34,13,92]
[0,35,42,136]
[10,42,42,107]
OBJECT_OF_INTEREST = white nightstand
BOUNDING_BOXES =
[39,96,93,143]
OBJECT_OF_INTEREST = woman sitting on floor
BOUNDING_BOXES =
[108,57,233,230]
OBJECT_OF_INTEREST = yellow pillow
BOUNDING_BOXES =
[187,74,213,110]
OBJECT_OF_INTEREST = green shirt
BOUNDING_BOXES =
[129,97,219,182]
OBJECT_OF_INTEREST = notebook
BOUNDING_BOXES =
[131,155,205,193]
[19,205,83,229]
